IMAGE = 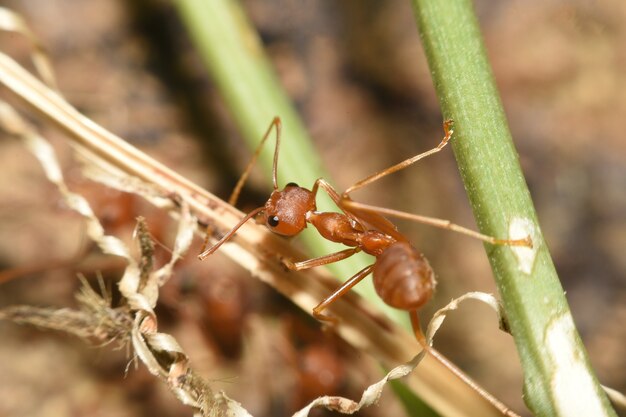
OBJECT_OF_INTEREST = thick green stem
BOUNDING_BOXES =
[411,1,615,416]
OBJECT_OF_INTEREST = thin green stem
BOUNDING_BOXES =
[410,1,615,416]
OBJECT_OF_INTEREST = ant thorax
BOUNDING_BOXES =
[305,211,395,257]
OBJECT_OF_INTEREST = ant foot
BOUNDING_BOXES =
[280,257,296,271]
[511,235,533,248]
[523,235,533,248]
[441,119,455,146]
[313,309,339,328]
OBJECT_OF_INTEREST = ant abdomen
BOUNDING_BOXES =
[372,242,436,310]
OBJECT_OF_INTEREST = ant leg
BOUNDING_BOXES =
[310,178,342,206]
[199,225,213,256]
[343,119,454,198]
[343,200,533,248]
[310,178,368,229]
[282,247,361,271]
[312,264,374,324]
[228,117,282,206]
[409,310,428,345]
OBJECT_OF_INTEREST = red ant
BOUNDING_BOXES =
[198,117,531,329]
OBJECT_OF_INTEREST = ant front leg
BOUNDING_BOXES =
[343,119,454,198]
[310,178,367,229]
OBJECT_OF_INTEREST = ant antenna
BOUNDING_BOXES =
[229,117,282,206]
[271,118,281,190]
[198,206,264,260]
[200,117,282,260]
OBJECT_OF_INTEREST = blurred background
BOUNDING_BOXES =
[0,0,624,416]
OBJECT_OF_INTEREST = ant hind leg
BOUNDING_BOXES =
[312,264,374,325]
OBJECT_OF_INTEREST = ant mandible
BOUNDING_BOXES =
[199,117,531,327]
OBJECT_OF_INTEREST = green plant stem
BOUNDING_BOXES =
[174,0,407,324]
[411,1,616,416]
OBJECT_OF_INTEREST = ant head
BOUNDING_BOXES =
[262,182,316,236]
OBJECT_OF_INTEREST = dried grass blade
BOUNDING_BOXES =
[0,7,57,89]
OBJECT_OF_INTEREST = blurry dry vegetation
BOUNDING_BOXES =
[0,0,625,416]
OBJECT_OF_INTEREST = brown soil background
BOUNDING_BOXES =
[1,1,625,416]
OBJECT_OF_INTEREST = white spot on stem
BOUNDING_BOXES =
[546,314,608,416]
[509,217,538,274]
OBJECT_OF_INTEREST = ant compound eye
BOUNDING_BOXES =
[267,215,280,227]
[286,182,299,188]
